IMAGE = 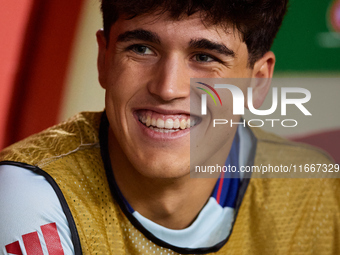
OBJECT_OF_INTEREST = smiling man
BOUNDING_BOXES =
[1,1,339,255]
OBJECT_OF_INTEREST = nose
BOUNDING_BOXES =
[147,54,190,102]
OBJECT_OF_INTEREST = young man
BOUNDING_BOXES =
[1,1,339,254]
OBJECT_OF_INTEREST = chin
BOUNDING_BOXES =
[135,161,190,180]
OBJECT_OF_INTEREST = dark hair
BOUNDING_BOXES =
[100,0,288,67]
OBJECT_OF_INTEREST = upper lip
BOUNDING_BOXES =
[134,107,191,116]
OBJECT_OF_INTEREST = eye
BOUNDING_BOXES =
[129,44,154,55]
[194,54,217,63]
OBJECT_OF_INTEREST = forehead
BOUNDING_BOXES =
[109,12,242,45]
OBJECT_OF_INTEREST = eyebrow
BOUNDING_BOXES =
[189,38,235,58]
[116,29,161,44]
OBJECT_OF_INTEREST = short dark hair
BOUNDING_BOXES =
[100,0,288,67]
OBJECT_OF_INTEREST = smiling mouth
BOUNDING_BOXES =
[136,110,199,133]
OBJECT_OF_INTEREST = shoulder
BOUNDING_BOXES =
[0,111,103,166]
[250,127,334,164]
[0,164,74,254]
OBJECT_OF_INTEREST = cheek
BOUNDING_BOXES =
[104,61,149,134]
[105,63,137,103]
[105,58,151,95]
[103,71,133,132]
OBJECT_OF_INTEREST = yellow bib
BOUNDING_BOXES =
[1,112,339,255]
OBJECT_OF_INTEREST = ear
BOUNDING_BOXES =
[96,29,108,89]
[249,51,276,109]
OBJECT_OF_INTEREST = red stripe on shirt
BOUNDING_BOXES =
[41,222,64,255]
[5,241,23,255]
[22,231,44,255]
[216,171,225,204]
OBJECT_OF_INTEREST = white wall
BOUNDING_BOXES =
[59,0,105,121]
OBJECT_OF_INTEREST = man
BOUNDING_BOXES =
[0,0,339,254]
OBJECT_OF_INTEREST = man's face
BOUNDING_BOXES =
[97,12,266,179]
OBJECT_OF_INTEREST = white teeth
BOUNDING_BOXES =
[142,115,147,124]
[180,119,187,130]
[174,119,180,129]
[149,126,180,133]
[139,114,197,131]
[146,115,151,127]
[165,119,173,129]
[151,118,157,126]
[156,118,164,128]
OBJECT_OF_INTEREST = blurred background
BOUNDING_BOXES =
[0,0,339,160]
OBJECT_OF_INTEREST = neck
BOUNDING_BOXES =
[108,131,218,229]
